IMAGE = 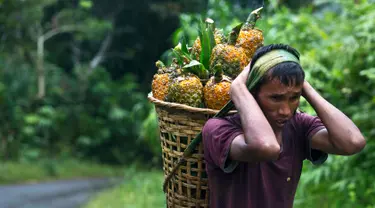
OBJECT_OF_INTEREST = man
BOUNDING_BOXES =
[202,44,366,208]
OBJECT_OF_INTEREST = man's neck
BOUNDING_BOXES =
[272,126,283,145]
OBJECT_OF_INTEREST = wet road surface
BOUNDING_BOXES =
[0,178,122,208]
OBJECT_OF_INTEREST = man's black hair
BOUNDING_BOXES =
[250,44,305,93]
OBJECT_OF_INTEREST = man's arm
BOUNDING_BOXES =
[229,65,280,162]
[303,81,366,155]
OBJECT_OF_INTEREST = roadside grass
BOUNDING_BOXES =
[82,163,321,208]
[0,159,125,184]
[83,169,166,208]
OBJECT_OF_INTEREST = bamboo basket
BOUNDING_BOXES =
[148,93,235,208]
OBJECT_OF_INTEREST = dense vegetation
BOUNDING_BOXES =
[1,0,374,207]
[0,0,185,165]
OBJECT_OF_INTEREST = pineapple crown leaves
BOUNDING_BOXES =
[172,42,192,66]
[228,22,243,45]
[183,60,209,79]
[243,7,263,30]
[155,60,165,68]
[180,35,190,55]
[171,18,217,80]
[212,64,232,83]
[155,60,166,73]
[213,64,223,81]
[173,42,209,79]
[198,18,216,72]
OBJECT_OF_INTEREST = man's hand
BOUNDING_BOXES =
[301,80,310,98]
[301,80,366,155]
[233,64,251,85]
[228,63,280,163]
[230,63,250,99]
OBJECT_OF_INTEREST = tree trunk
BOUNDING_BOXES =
[36,25,81,99]
[1,133,8,161]
[37,36,45,99]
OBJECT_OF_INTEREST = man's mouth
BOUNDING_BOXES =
[276,119,287,126]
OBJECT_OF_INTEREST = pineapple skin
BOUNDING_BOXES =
[203,77,231,110]
[235,29,263,60]
[151,73,170,101]
[209,44,248,78]
[191,38,202,61]
[167,75,203,107]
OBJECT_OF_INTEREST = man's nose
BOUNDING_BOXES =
[278,102,291,117]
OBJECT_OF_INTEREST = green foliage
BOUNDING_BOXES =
[171,0,244,47]
[140,107,162,164]
[0,0,163,166]
[198,18,216,70]
[0,55,157,164]
[0,159,124,184]
[83,169,166,208]
[79,0,93,9]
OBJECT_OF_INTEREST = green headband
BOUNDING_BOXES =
[246,49,300,90]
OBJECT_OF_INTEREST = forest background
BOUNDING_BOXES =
[0,0,374,207]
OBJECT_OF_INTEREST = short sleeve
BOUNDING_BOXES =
[297,113,328,165]
[202,117,243,173]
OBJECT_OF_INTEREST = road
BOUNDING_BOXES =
[0,178,122,208]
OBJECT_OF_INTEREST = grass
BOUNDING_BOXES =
[82,165,329,208]
[0,159,125,184]
[83,168,166,208]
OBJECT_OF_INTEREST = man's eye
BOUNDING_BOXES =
[271,96,283,101]
[291,96,300,100]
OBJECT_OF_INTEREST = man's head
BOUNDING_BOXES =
[250,44,304,129]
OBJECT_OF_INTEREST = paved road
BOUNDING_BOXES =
[0,178,122,208]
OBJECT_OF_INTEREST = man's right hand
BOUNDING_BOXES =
[228,63,281,163]
[232,64,250,86]
[230,63,251,100]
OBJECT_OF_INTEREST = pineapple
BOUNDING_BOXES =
[190,18,223,64]
[151,60,180,101]
[151,60,170,101]
[167,73,203,107]
[165,43,206,108]
[164,17,217,108]
[209,24,249,79]
[235,7,264,61]
[203,64,232,110]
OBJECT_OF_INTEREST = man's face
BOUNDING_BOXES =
[254,78,303,130]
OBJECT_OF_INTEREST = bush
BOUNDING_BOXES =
[0,55,160,166]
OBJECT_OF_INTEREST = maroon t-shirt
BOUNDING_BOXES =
[202,112,328,208]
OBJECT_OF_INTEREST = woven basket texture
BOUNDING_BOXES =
[149,94,236,208]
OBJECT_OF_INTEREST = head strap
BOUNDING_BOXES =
[252,49,300,73]
[246,49,300,90]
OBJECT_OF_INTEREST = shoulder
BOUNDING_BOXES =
[290,111,321,126]
[202,113,243,143]
[293,111,314,121]
[203,114,241,133]
[202,114,243,170]
[289,111,325,138]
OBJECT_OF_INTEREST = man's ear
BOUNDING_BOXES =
[250,83,261,98]
[250,89,258,99]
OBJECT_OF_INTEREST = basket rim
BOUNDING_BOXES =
[148,92,237,115]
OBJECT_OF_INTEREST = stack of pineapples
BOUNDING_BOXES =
[151,8,263,110]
